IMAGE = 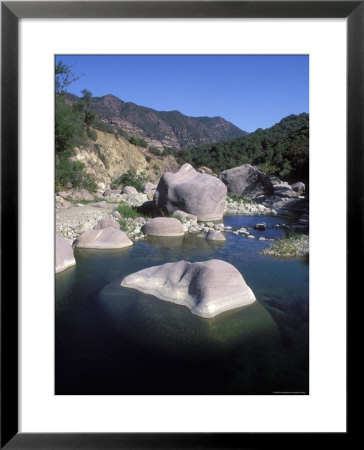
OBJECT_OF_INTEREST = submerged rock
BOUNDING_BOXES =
[55,233,76,273]
[142,217,184,237]
[154,163,227,221]
[120,259,256,318]
[75,227,133,249]
[205,230,226,241]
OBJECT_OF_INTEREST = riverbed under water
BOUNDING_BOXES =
[55,214,309,395]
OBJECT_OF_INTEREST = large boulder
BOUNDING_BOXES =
[154,163,227,221]
[94,218,120,230]
[120,259,256,318]
[141,217,184,237]
[291,182,306,194]
[219,164,274,199]
[273,183,300,198]
[55,234,76,273]
[75,227,133,249]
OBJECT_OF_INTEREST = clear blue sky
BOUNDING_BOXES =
[56,55,308,133]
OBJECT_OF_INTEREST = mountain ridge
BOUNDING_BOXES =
[64,92,247,150]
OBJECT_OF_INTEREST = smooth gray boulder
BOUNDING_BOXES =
[55,234,76,273]
[123,186,138,195]
[142,217,184,237]
[219,164,274,199]
[291,182,305,194]
[273,183,300,198]
[120,259,256,318]
[75,227,133,249]
[154,163,227,221]
[94,218,120,230]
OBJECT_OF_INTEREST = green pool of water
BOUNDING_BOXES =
[56,214,309,395]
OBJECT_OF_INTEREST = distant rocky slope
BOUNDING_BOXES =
[71,128,178,188]
[64,93,247,150]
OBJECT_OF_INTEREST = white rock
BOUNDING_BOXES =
[56,234,76,273]
[121,259,256,318]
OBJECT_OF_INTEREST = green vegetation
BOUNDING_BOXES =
[55,157,97,192]
[149,146,162,156]
[129,136,148,147]
[111,168,146,191]
[55,61,98,191]
[114,203,145,219]
[177,113,309,183]
[93,120,115,134]
[260,232,309,257]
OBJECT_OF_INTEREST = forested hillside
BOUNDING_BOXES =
[177,113,309,183]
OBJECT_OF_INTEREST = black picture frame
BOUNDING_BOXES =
[1,1,358,448]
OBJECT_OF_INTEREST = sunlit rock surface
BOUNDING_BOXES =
[219,164,273,199]
[142,217,184,237]
[75,227,133,249]
[55,233,76,273]
[94,218,120,230]
[120,259,255,318]
[154,163,227,221]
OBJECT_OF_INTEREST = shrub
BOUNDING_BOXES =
[114,203,151,220]
[114,204,141,219]
[149,146,162,156]
[112,168,146,192]
[129,136,148,147]
[55,154,97,191]
[93,120,115,134]
[86,127,98,141]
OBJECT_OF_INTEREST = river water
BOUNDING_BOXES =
[56,214,309,395]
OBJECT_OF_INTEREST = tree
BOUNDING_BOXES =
[55,61,80,95]
[55,61,97,190]
[76,89,96,127]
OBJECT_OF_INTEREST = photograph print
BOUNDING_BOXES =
[55,55,309,395]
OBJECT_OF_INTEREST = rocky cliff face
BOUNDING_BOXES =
[65,93,247,150]
[71,128,178,188]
